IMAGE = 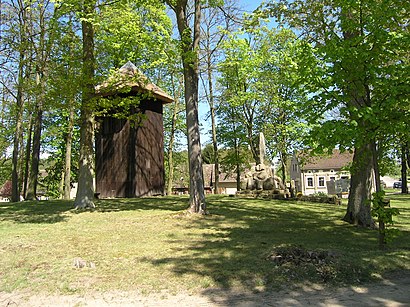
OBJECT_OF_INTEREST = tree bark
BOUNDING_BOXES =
[401,143,408,194]
[11,8,27,202]
[64,104,75,200]
[74,0,96,209]
[280,151,287,185]
[25,0,54,200]
[235,138,241,191]
[343,142,375,227]
[25,100,43,200]
[207,56,219,194]
[170,0,206,213]
[26,64,45,200]
[202,13,220,194]
[23,114,33,198]
[166,91,179,195]
[341,6,375,228]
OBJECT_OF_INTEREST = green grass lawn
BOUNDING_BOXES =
[0,194,409,295]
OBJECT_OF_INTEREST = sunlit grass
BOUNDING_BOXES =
[0,194,408,295]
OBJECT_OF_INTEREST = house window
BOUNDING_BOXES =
[318,177,325,187]
[307,177,314,187]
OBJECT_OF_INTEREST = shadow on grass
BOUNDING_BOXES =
[0,200,74,223]
[0,196,189,224]
[145,195,410,292]
[0,194,409,306]
[94,196,188,213]
[390,194,410,204]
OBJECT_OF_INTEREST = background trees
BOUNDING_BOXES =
[260,0,409,227]
[0,0,407,223]
[217,26,309,185]
[0,0,174,202]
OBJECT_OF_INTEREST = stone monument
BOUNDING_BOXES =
[238,132,289,199]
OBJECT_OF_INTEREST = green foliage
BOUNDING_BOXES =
[219,146,253,176]
[96,0,172,73]
[217,26,310,167]
[164,150,189,187]
[312,192,328,198]
[202,143,216,164]
[371,191,401,244]
[261,0,410,153]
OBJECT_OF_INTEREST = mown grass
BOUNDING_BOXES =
[0,194,409,295]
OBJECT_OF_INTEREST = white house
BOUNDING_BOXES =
[290,150,353,196]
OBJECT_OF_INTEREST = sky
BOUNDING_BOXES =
[240,0,264,12]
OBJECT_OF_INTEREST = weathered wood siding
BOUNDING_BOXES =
[95,100,164,198]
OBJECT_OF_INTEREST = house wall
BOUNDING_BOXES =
[95,99,165,198]
[301,169,349,195]
[218,182,238,195]
[290,153,351,196]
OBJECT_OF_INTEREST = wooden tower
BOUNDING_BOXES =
[95,62,173,198]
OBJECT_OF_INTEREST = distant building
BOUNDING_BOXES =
[290,150,353,196]
[202,164,241,195]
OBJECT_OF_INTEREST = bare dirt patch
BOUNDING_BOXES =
[1,271,409,307]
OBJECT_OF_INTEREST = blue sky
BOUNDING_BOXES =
[240,0,264,12]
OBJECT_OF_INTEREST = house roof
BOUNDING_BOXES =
[95,61,174,104]
[299,150,353,171]
[202,164,241,187]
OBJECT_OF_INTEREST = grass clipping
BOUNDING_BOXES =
[267,245,368,285]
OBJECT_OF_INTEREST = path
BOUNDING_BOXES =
[1,272,409,306]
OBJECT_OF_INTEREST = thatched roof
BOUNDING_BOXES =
[96,61,174,104]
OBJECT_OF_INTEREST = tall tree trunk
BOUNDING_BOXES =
[23,114,33,198]
[11,38,26,202]
[25,77,44,200]
[406,144,410,193]
[235,138,241,191]
[343,142,375,227]
[26,0,52,200]
[166,141,174,195]
[166,95,178,195]
[64,105,75,200]
[370,140,388,249]
[74,0,96,209]
[202,17,220,194]
[246,122,258,165]
[401,143,408,194]
[171,0,206,213]
[207,58,219,194]
[166,74,184,195]
[184,63,205,213]
[11,99,24,202]
[341,6,375,228]
[280,151,287,184]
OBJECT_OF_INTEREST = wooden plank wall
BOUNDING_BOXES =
[95,99,164,198]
